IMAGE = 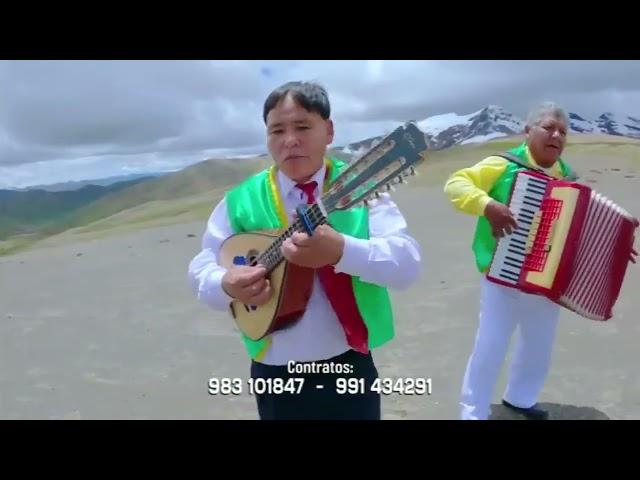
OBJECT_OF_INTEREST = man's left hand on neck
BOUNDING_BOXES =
[281,225,345,269]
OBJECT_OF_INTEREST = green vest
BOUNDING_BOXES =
[224,157,395,360]
[471,143,575,273]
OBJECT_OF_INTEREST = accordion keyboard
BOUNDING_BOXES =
[488,172,550,285]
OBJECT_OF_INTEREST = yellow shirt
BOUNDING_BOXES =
[443,146,564,216]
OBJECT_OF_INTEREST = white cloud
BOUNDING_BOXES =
[1,60,640,187]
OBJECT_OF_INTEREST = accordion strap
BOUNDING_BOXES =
[495,152,579,181]
[495,152,547,175]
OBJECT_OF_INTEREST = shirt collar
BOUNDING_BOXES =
[277,162,327,200]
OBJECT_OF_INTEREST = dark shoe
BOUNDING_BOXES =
[501,399,549,420]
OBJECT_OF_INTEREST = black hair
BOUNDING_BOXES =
[262,81,331,124]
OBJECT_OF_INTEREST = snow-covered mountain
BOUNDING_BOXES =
[419,105,524,149]
[569,112,640,136]
[337,106,640,155]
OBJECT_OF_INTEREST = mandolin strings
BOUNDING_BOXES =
[255,203,327,272]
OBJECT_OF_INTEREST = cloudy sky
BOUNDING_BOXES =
[1,60,639,188]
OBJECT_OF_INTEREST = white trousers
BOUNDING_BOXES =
[460,276,560,420]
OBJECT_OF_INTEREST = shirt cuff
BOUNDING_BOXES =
[333,234,370,277]
[208,268,234,306]
[478,195,493,216]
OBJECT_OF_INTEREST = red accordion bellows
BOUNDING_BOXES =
[487,170,638,321]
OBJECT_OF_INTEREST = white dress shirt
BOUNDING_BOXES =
[188,163,421,365]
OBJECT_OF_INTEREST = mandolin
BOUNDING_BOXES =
[219,122,428,340]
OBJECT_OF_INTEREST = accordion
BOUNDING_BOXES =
[487,170,638,321]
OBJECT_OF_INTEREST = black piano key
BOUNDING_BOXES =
[512,238,526,245]
[528,187,547,196]
[513,231,527,237]
[499,267,519,276]
[529,178,549,188]
[529,184,548,192]
[505,259,523,266]
[501,267,520,276]
[508,248,525,256]
[499,271,520,282]
[505,255,523,263]
[523,200,540,208]
[522,195,543,202]
[501,265,520,275]
[521,208,536,215]
[527,192,546,200]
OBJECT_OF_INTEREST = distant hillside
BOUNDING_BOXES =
[2,130,639,257]
[16,173,165,192]
[0,177,152,240]
[32,156,273,239]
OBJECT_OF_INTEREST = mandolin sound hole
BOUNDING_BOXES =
[246,248,260,267]
[240,249,261,312]
[243,303,258,313]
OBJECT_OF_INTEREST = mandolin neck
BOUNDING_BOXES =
[251,122,426,275]
[256,203,328,274]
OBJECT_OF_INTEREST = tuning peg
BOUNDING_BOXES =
[374,191,381,199]
[397,175,405,184]
[410,166,417,176]
[363,199,369,207]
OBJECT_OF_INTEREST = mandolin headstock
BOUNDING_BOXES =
[322,122,428,212]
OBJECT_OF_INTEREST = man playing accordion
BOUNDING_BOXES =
[444,101,637,420]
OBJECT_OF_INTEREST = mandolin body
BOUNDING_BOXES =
[219,230,315,340]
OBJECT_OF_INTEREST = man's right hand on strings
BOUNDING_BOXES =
[222,265,272,306]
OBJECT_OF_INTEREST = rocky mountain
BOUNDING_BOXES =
[338,106,640,155]
[569,112,640,136]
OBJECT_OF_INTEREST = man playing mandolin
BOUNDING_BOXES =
[188,81,422,420]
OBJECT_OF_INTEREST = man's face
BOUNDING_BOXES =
[266,94,334,183]
[525,115,568,168]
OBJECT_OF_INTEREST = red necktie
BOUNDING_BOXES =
[295,181,369,354]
